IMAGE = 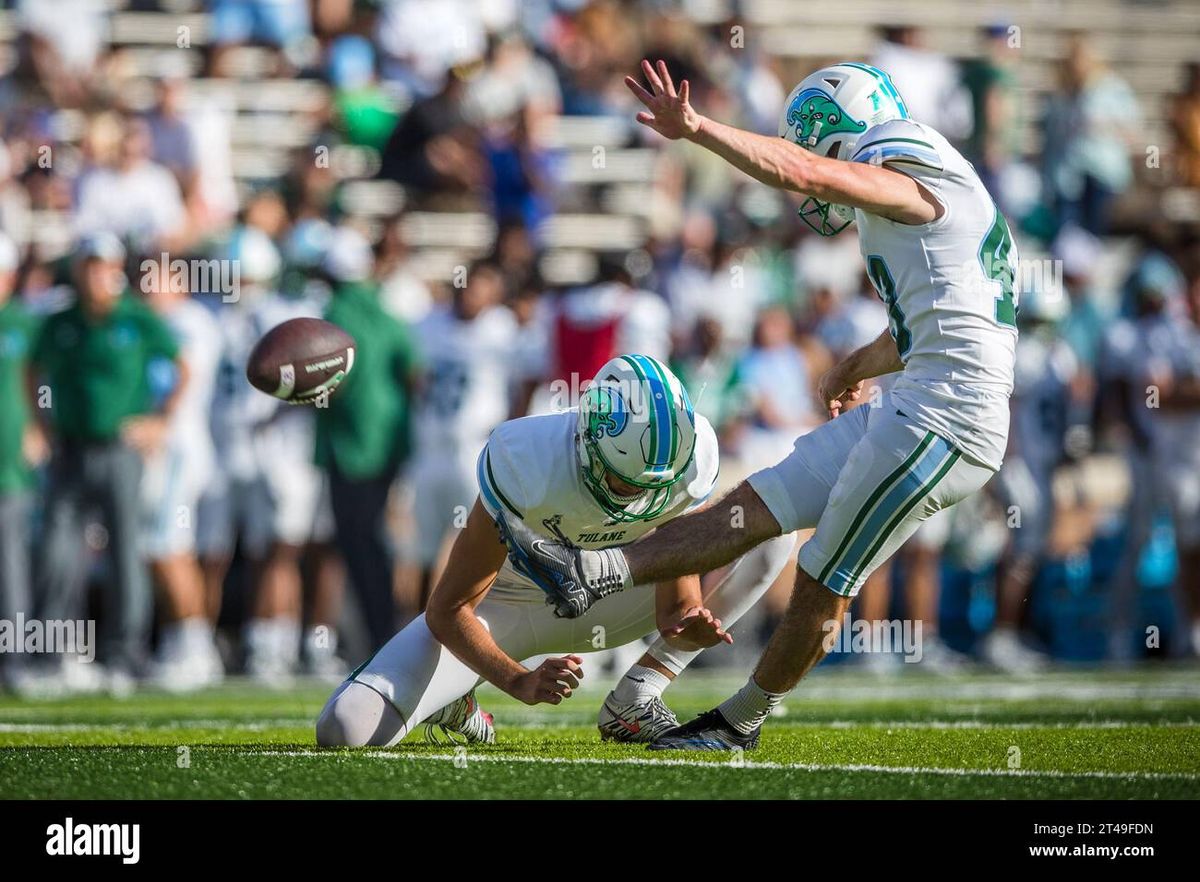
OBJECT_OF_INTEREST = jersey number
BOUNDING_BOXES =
[979,208,1018,327]
[866,255,912,358]
[426,359,469,416]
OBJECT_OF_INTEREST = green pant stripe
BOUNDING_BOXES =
[818,431,936,585]
[848,449,962,587]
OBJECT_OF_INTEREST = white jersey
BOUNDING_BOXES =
[478,409,719,593]
[210,292,320,479]
[164,298,222,463]
[850,118,1018,470]
[414,305,517,454]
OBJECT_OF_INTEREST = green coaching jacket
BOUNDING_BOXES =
[29,291,179,444]
[315,281,417,480]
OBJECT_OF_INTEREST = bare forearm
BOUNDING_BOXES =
[691,115,814,194]
[839,330,903,384]
[655,575,703,632]
[428,606,527,696]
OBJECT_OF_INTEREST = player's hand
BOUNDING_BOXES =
[661,605,732,651]
[817,369,864,419]
[120,415,168,456]
[625,59,702,141]
[510,655,584,706]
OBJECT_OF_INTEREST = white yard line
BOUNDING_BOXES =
[0,719,311,732]
[249,748,1200,782]
[1,718,1196,733]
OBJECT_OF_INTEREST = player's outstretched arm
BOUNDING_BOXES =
[626,59,942,225]
[426,499,584,706]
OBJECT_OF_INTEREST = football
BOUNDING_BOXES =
[246,317,356,404]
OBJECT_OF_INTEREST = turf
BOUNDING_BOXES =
[1,666,1198,799]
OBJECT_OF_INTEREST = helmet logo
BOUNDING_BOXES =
[584,386,628,439]
[786,88,866,147]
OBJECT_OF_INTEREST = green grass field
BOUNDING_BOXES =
[1,666,1198,799]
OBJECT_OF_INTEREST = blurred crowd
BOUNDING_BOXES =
[1,0,1199,694]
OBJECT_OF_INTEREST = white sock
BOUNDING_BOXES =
[611,664,671,704]
[274,617,301,666]
[718,677,787,734]
[179,616,214,658]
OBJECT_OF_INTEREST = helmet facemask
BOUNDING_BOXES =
[577,431,679,523]
[576,372,700,523]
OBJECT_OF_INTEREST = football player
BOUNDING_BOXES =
[316,355,794,746]
[986,283,1079,671]
[408,259,518,609]
[140,257,224,691]
[509,60,1019,750]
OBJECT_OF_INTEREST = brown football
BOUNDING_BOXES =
[246,317,356,405]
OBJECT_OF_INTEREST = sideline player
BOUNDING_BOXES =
[512,60,1019,750]
[316,355,794,746]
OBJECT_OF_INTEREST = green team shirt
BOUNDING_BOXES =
[0,299,40,493]
[316,281,417,479]
[31,292,179,442]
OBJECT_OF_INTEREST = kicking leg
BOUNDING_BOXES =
[601,533,797,742]
[654,412,995,750]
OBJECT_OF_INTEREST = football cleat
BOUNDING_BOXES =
[597,692,680,744]
[647,708,761,752]
[423,689,495,745]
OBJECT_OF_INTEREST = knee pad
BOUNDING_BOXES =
[315,680,406,747]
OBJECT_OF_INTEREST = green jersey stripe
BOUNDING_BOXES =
[847,449,962,587]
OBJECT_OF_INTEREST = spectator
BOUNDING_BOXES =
[316,226,419,651]
[1170,62,1200,189]
[377,66,487,198]
[735,306,821,467]
[375,0,487,99]
[209,0,314,74]
[986,283,1078,672]
[28,233,187,690]
[376,217,433,325]
[872,26,972,141]
[139,259,224,692]
[1053,224,1110,369]
[74,115,187,253]
[962,24,1023,199]
[1096,250,1194,659]
[409,259,515,609]
[328,35,400,150]
[670,313,745,443]
[1041,35,1140,235]
[485,105,558,229]
[549,256,671,394]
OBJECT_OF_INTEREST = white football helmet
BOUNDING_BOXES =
[778,62,910,236]
[576,354,696,523]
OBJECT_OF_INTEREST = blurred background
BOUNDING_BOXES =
[1,0,1199,696]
